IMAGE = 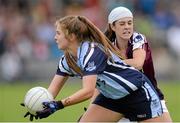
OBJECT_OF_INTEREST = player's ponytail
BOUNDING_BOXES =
[64,51,83,76]
[78,16,123,59]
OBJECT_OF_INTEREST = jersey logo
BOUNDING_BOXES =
[137,114,147,118]
[85,61,96,71]
[134,35,143,43]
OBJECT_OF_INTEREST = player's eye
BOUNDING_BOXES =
[128,23,132,25]
[119,23,125,26]
[128,21,133,25]
[56,31,60,35]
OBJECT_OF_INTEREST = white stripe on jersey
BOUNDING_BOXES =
[104,71,138,91]
[83,43,95,68]
[142,85,150,100]
[59,57,71,74]
[107,59,136,70]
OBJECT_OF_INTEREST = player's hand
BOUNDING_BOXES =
[20,103,38,121]
[36,101,64,119]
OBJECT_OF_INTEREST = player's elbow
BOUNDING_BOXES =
[135,64,143,70]
[84,89,95,99]
[134,62,144,70]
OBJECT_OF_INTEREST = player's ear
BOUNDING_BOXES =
[69,33,77,42]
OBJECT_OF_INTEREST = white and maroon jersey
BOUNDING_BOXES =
[113,32,164,99]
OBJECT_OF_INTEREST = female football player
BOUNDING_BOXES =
[104,6,172,122]
[23,15,169,122]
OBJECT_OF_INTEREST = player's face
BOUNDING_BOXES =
[112,17,133,40]
[54,24,70,50]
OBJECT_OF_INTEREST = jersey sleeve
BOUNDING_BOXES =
[56,55,74,76]
[132,32,146,50]
[82,45,108,76]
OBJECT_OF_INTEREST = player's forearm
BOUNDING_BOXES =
[61,75,97,107]
[48,75,68,98]
[123,59,144,70]
[61,88,94,107]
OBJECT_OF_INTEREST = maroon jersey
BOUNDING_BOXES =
[124,32,164,100]
[112,32,164,100]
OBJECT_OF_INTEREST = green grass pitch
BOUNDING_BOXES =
[0,79,179,122]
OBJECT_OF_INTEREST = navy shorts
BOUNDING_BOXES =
[93,82,163,121]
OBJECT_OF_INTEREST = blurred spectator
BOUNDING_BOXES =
[153,0,175,30]
[106,0,134,11]
[166,0,180,59]
[33,40,49,61]
[171,1,180,26]
[0,51,22,81]
[167,26,180,59]
[136,0,157,15]
[0,32,6,57]
[0,0,180,81]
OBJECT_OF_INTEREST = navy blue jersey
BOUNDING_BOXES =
[56,41,150,99]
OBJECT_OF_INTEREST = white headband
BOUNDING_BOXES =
[108,6,133,24]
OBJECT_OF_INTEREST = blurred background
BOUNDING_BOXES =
[0,0,180,122]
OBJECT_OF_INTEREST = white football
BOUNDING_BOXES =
[24,87,53,115]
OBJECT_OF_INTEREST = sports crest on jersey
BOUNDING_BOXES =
[85,61,96,71]
[131,32,145,50]
[134,34,143,43]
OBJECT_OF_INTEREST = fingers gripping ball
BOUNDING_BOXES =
[24,87,53,115]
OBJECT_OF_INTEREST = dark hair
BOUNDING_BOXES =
[104,23,116,42]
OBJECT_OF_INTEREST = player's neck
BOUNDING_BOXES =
[115,37,128,50]
[67,40,80,60]
[68,47,78,60]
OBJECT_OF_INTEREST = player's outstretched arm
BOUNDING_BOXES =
[48,75,68,98]
[36,75,97,119]
[61,75,97,107]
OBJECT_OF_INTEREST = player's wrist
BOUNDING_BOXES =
[61,97,71,107]
[56,100,64,110]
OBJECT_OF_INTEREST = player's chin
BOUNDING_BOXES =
[58,45,65,50]
[122,35,131,40]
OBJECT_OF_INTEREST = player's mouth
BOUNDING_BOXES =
[123,31,131,34]
[56,41,59,44]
